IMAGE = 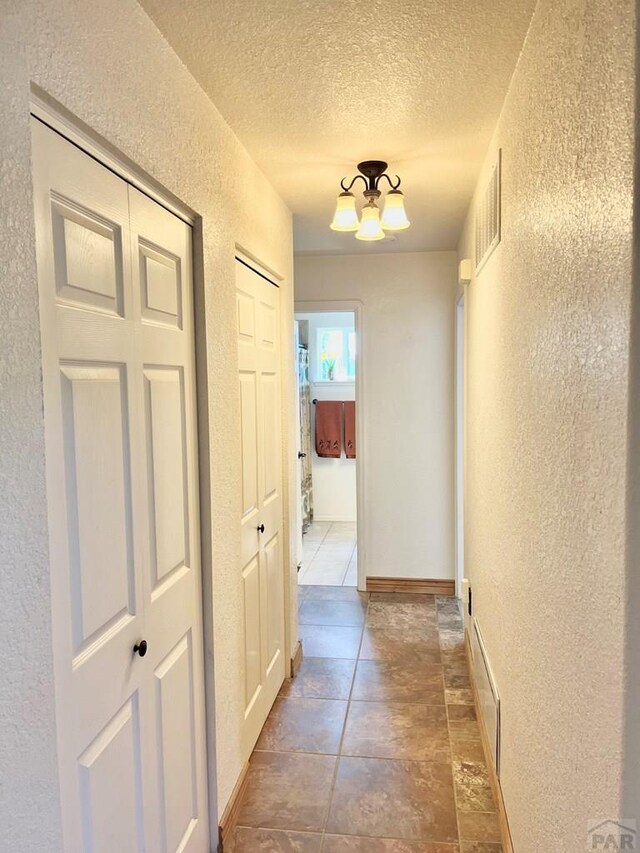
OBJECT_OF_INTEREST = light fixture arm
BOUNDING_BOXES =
[378,173,402,191]
[340,174,369,194]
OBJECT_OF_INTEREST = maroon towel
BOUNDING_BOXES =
[344,401,356,459]
[315,401,342,458]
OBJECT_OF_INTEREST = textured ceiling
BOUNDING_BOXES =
[141,0,535,253]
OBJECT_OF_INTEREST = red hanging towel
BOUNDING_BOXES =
[344,400,356,459]
[315,401,342,458]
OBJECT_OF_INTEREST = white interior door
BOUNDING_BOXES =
[32,118,209,852]
[236,258,285,754]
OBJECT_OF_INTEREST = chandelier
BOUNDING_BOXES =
[330,160,410,241]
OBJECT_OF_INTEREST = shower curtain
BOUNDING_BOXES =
[298,345,313,531]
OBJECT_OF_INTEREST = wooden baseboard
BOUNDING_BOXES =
[366,576,455,596]
[464,630,514,853]
[290,640,303,677]
[218,760,250,851]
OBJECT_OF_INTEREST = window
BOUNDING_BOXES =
[317,326,356,381]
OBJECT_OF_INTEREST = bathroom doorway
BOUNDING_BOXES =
[294,306,361,588]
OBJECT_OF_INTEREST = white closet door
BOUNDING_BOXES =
[236,259,285,753]
[31,118,209,853]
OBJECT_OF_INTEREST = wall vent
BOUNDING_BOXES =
[471,618,501,776]
[474,149,501,274]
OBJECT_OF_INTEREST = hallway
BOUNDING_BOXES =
[227,588,501,851]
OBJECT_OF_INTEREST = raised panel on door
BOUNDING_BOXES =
[78,696,144,853]
[139,241,182,329]
[239,372,259,520]
[263,533,284,677]
[144,366,189,597]
[242,555,262,714]
[261,372,279,507]
[51,197,125,317]
[60,363,136,655]
[154,634,199,853]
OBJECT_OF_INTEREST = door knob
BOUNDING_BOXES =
[257,524,265,533]
[133,640,148,658]
[298,452,307,459]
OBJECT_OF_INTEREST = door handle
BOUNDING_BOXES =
[133,640,148,658]
[257,524,265,533]
[298,452,307,459]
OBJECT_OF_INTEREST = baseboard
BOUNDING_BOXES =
[366,576,455,596]
[465,630,514,853]
[218,760,250,851]
[290,640,303,677]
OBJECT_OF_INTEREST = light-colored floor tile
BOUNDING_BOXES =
[300,563,348,585]
[316,542,355,554]
[343,562,358,586]
[309,557,351,572]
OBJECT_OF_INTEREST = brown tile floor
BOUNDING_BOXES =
[228,587,502,852]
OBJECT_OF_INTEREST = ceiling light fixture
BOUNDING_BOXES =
[330,160,410,241]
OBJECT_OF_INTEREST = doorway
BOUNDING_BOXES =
[294,307,361,588]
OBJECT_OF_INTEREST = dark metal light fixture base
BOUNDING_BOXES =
[357,160,388,180]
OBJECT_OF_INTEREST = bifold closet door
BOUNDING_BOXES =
[236,258,286,754]
[31,118,209,852]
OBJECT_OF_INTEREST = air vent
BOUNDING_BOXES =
[474,149,501,274]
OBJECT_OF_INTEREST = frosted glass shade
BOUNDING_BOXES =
[381,189,410,231]
[330,192,360,231]
[355,201,385,241]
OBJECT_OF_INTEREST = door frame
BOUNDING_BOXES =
[29,92,219,837]
[455,289,465,598]
[294,299,366,591]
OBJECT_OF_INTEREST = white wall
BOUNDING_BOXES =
[1,1,296,845]
[295,252,457,580]
[296,311,356,523]
[457,0,637,848]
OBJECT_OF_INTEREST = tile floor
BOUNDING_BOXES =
[227,587,502,852]
[299,522,357,586]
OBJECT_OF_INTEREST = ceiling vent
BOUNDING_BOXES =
[474,149,501,274]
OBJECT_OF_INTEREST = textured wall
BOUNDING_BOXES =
[457,0,636,848]
[0,1,295,846]
[295,252,457,581]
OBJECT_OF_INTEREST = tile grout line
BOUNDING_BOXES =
[318,589,369,850]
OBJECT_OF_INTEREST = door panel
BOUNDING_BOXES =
[154,634,198,853]
[239,372,259,522]
[32,118,209,853]
[264,532,283,675]
[60,363,135,652]
[242,556,262,712]
[51,198,125,317]
[144,367,189,589]
[236,259,285,754]
[78,697,144,853]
